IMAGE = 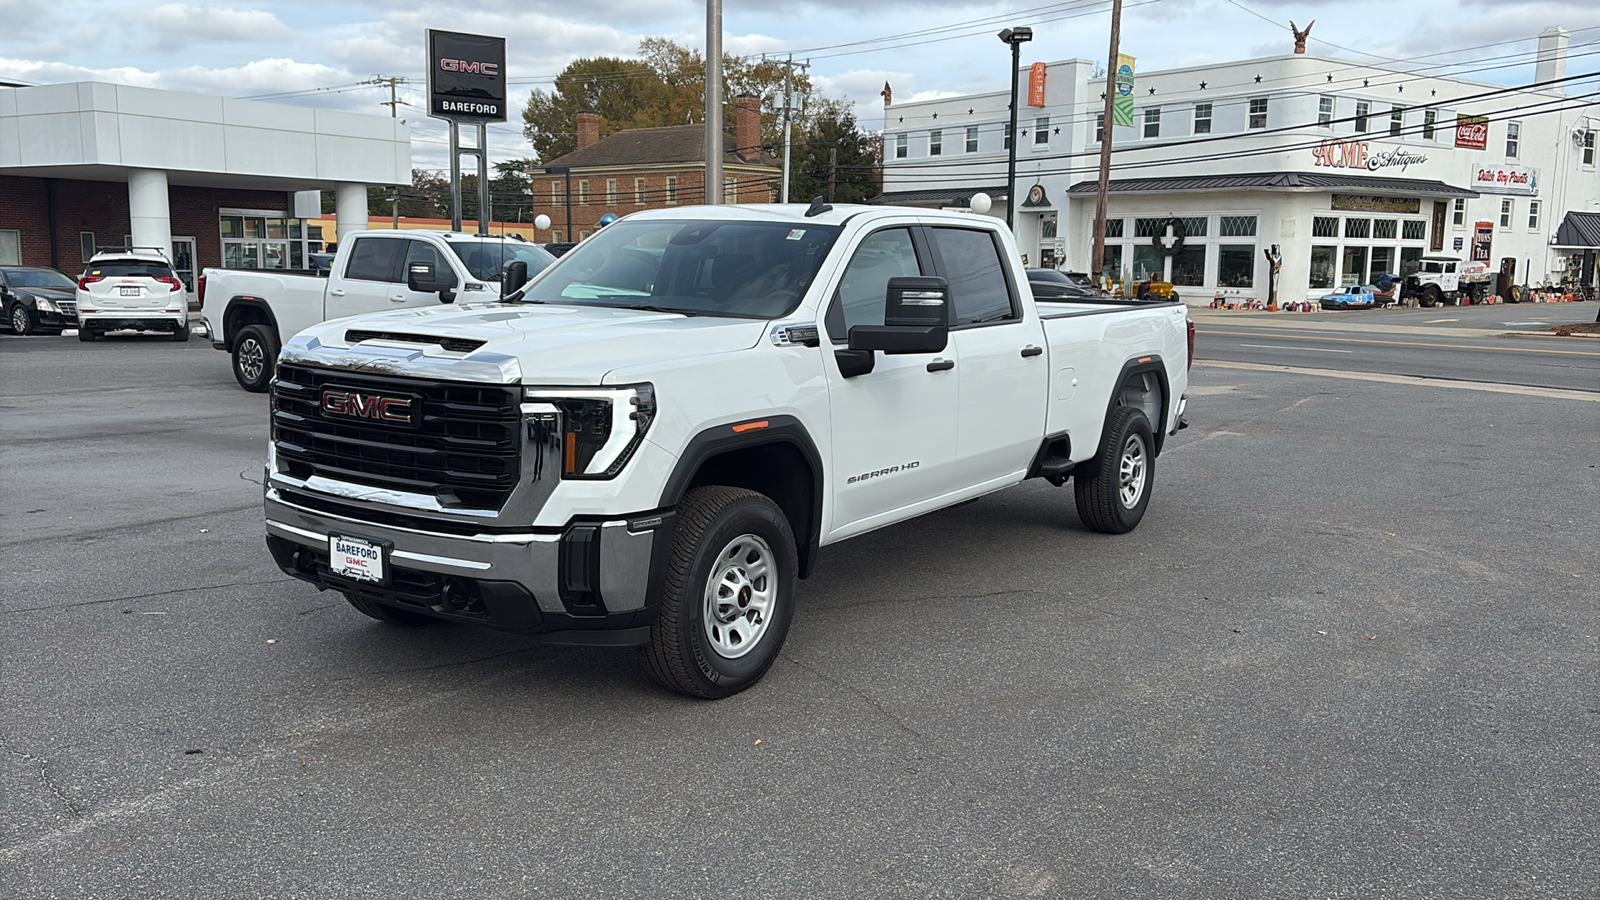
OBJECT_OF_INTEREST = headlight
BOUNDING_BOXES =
[522,383,655,479]
[34,298,58,313]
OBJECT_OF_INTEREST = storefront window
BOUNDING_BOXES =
[1369,247,1395,283]
[1171,245,1206,286]
[1340,246,1368,286]
[1312,217,1339,238]
[1131,244,1163,281]
[220,217,243,239]
[1134,218,1164,238]
[1344,218,1371,239]
[1104,218,1124,238]
[1102,245,1123,282]
[1401,220,1427,241]
[1310,246,1336,289]
[1218,245,1255,287]
[1219,216,1257,237]
[1373,219,1398,240]
[1180,216,1207,237]
[1399,248,1423,275]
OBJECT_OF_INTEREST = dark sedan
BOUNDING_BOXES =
[1027,268,1105,302]
[2,266,79,335]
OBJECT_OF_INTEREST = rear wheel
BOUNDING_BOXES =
[342,591,440,626]
[232,324,277,392]
[1074,406,1155,534]
[10,304,34,335]
[171,319,190,342]
[77,326,97,342]
[645,486,798,699]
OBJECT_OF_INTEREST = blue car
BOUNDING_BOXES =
[1319,285,1388,310]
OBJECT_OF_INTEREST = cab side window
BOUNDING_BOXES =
[344,238,406,283]
[929,227,1016,325]
[825,228,923,343]
[404,240,457,287]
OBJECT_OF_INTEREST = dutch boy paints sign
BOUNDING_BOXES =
[1470,165,1538,196]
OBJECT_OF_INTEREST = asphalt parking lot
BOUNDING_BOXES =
[2,333,1597,898]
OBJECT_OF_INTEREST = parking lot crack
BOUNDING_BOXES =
[786,657,931,742]
[3,579,296,615]
[4,742,83,821]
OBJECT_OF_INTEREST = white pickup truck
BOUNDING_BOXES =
[262,203,1192,698]
[199,230,556,391]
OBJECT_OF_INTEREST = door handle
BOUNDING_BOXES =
[926,358,954,372]
[329,289,345,297]
[390,295,407,302]
[1020,345,1043,358]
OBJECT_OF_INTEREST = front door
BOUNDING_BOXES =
[822,225,959,539]
[171,236,196,311]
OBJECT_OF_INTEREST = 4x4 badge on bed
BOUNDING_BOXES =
[321,390,414,425]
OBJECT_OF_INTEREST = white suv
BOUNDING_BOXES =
[75,249,189,342]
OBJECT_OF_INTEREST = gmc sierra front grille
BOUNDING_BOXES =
[271,364,521,510]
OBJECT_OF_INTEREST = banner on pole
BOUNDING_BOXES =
[1112,54,1136,127]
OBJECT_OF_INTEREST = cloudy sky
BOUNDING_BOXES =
[3,0,1597,170]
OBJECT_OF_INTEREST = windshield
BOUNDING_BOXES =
[4,269,76,289]
[521,219,842,318]
[445,241,557,282]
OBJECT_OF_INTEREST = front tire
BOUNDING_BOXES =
[645,486,798,699]
[232,324,277,392]
[1074,406,1155,534]
[10,304,34,335]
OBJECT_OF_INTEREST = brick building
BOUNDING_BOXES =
[535,94,780,242]
[1,81,409,290]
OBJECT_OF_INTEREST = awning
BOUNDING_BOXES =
[1554,211,1600,248]
[867,185,1008,207]
[1066,171,1477,199]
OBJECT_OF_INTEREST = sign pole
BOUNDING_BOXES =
[705,0,724,204]
[449,122,463,233]
[1091,0,1123,289]
[477,122,490,235]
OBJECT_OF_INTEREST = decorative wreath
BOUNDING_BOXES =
[1151,216,1187,256]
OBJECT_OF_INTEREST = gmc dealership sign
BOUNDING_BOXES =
[427,29,507,122]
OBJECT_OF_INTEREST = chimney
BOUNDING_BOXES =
[733,94,761,163]
[1536,26,1569,91]
[576,111,601,149]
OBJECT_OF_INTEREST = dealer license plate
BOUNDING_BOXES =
[119,285,141,297]
[329,534,386,584]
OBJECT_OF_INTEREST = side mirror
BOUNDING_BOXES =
[407,260,458,303]
[847,276,950,355]
[501,260,528,299]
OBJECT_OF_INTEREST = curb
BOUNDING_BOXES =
[1501,330,1600,341]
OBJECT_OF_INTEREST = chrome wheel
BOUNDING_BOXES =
[701,534,776,660]
[236,337,265,383]
[1118,432,1148,509]
[11,305,29,334]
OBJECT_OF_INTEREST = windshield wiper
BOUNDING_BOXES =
[616,304,699,317]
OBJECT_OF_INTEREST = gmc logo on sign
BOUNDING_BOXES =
[321,390,414,425]
[440,59,499,76]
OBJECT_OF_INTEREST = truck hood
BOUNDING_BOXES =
[282,301,770,385]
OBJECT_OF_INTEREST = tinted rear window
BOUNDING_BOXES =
[87,260,173,278]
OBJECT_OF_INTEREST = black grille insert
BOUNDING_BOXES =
[344,330,486,353]
[273,364,520,509]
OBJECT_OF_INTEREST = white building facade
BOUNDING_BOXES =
[877,27,1600,303]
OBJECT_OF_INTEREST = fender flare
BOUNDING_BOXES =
[222,296,279,348]
[658,415,825,578]
[1098,355,1172,458]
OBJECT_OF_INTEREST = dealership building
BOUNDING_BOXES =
[875,27,1599,302]
[0,81,410,290]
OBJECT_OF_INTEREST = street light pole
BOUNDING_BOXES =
[998,27,1033,232]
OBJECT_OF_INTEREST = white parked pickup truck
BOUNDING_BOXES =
[262,203,1193,698]
[200,231,556,391]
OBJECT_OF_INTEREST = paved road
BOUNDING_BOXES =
[2,333,1597,898]
[1194,302,1600,393]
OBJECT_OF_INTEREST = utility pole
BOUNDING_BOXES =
[368,75,408,230]
[773,55,809,203]
[827,147,838,202]
[1091,0,1124,287]
[705,0,724,204]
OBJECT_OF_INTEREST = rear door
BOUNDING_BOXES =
[932,225,1049,488]
[325,236,406,321]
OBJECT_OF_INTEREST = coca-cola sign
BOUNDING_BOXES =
[1455,115,1488,150]
[1471,165,1537,196]
[1311,140,1428,172]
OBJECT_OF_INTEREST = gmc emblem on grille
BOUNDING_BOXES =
[321,390,414,425]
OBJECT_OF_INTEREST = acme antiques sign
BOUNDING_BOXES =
[1311,140,1429,173]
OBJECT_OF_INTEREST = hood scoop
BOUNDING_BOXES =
[344,329,486,353]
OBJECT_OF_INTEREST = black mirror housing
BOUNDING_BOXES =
[501,260,529,299]
[847,275,950,355]
[407,261,458,299]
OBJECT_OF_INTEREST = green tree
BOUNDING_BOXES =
[786,99,882,204]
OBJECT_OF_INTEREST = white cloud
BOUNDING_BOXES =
[143,5,294,50]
